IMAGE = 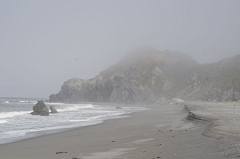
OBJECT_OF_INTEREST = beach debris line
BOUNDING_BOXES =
[56,152,67,154]
[187,112,204,121]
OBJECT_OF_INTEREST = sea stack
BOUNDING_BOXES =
[50,106,58,113]
[30,101,49,116]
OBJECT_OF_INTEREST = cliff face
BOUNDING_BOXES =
[177,55,240,101]
[50,47,240,103]
[50,76,155,104]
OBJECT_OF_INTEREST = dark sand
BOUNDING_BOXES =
[0,102,239,159]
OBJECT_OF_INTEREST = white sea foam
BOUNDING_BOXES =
[0,101,146,143]
[4,101,9,104]
[57,106,81,112]
[19,100,28,103]
[45,102,64,105]
[6,100,36,103]
[0,130,27,139]
[57,104,94,112]
[0,120,100,140]
[68,115,106,122]
[19,100,36,103]
[0,120,8,124]
[0,111,31,119]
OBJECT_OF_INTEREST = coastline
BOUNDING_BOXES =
[0,103,146,145]
[0,102,239,159]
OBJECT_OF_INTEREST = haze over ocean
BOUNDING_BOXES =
[1,0,240,98]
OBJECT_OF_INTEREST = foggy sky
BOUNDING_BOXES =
[1,0,240,98]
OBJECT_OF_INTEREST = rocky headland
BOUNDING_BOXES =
[50,47,240,104]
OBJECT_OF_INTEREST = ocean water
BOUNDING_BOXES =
[0,97,146,144]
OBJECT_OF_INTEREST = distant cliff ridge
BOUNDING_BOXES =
[50,47,240,103]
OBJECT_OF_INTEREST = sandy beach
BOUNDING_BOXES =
[0,102,240,159]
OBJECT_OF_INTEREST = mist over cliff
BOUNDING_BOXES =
[49,47,240,104]
[50,47,240,103]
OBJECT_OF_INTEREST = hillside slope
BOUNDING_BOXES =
[50,47,240,103]
[178,55,240,101]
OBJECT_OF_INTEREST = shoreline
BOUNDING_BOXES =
[0,102,240,158]
[0,103,146,145]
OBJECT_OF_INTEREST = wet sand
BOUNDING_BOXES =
[0,102,239,159]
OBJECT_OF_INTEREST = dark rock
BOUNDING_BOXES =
[56,152,67,154]
[116,106,122,109]
[50,106,58,113]
[30,101,49,116]
[187,112,204,121]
